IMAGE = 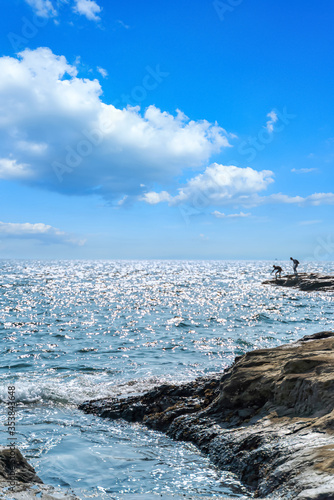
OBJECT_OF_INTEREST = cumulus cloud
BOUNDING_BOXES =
[0,222,85,246]
[0,158,32,180]
[24,0,57,18]
[142,164,274,207]
[171,164,274,206]
[140,163,334,209]
[0,48,231,202]
[73,0,101,21]
[212,211,251,218]
[140,191,172,205]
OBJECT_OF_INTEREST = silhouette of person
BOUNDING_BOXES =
[272,265,282,279]
[290,257,299,275]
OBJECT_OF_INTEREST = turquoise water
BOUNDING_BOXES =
[0,260,333,499]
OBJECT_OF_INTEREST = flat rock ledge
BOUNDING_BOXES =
[80,332,334,500]
[263,273,334,292]
[0,448,78,499]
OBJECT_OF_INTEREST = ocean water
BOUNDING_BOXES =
[0,260,333,499]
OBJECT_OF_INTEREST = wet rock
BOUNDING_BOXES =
[79,331,334,499]
[263,273,334,292]
[0,447,42,485]
[0,447,79,499]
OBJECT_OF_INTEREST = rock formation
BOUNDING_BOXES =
[0,447,42,485]
[263,273,334,292]
[80,332,334,499]
[0,447,78,499]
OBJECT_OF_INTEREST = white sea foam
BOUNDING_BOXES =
[0,373,185,406]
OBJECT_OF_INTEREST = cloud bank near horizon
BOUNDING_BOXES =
[0,221,85,246]
[140,163,334,209]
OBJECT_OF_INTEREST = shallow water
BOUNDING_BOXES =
[0,260,333,498]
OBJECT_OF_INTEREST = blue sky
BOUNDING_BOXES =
[0,0,334,260]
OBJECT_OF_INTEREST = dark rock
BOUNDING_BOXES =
[263,273,334,292]
[0,447,79,498]
[0,447,42,484]
[79,334,334,499]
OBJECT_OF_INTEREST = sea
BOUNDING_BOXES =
[0,260,333,499]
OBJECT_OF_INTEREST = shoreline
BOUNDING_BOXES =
[80,331,334,499]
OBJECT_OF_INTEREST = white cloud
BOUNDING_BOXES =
[212,211,251,218]
[24,0,58,18]
[97,66,108,78]
[25,0,102,22]
[169,163,274,206]
[266,192,334,205]
[73,0,101,21]
[140,163,334,209]
[266,193,305,204]
[140,191,172,205]
[0,222,85,246]
[301,193,334,205]
[0,158,32,180]
[291,168,317,174]
[4,49,330,214]
[266,110,278,133]
[0,48,232,201]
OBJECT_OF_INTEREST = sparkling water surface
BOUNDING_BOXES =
[0,260,333,499]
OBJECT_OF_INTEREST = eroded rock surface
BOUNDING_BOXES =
[263,273,334,292]
[79,332,334,499]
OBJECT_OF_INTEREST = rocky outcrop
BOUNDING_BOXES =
[79,332,334,499]
[263,273,334,292]
[0,448,42,485]
[0,447,78,499]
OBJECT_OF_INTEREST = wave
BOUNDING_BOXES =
[0,373,185,406]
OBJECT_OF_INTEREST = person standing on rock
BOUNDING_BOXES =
[290,257,299,275]
[271,265,283,279]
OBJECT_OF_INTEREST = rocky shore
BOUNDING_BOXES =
[80,331,334,499]
[0,448,78,499]
[263,273,334,292]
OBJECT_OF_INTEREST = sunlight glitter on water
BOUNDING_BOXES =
[0,260,333,498]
